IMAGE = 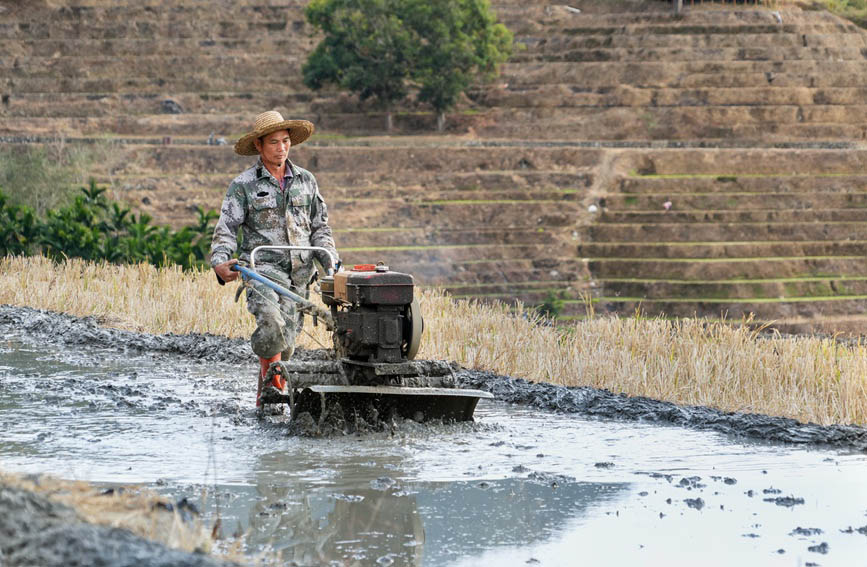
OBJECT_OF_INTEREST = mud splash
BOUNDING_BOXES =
[3,304,866,449]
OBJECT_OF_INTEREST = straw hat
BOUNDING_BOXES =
[234,111,314,156]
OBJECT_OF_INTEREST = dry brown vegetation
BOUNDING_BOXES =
[2,255,866,426]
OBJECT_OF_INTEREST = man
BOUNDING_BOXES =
[210,110,339,407]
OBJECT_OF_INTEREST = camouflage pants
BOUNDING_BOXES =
[245,264,307,359]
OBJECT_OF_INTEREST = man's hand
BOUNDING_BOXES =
[214,259,240,285]
[316,250,338,275]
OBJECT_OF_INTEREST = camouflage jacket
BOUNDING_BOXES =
[210,158,338,287]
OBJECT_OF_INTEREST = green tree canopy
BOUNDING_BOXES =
[302,0,513,131]
[406,0,513,131]
[303,0,417,131]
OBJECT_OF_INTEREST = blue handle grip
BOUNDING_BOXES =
[231,264,335,329]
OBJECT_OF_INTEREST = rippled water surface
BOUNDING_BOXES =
[2,333,866,566]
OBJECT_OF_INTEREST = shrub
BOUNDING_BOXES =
[0,180,217,270]
[536,290,567,319]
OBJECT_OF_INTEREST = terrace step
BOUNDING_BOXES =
[333,226,573,248]
[340,248,585,286]
[320,187,583,202]
[0,19,311,41]
[0,4,845,34]
[596,209,867,223]
[597,278,867,301]
[0,76,312,94]
[12,61,867,94]
[503,61,867,88]
[512,46,867,64]
[5,31,866,59]
[503,6,844,27]
[601,193,867,210]
[443,258,588,286]
[578,241,867,259]
[486,86,867,108]
[0,92,312,118]
[333,202,579,230]
[615,176,867,195]
[587,257,867,280]
[0,112,507,137]
[17,86,867,115]
[511,21,858,38]
[17,86,867,118]
[471,109,867,140]
[445,280,582,297]
[584,221,867,242]
[0,3,305,23]
[613,148,867,176]
[106,170,592,198]
[317,144,589,173]
[1,37,317,58]
[591,296,867,320]
[100,144,604,176]
[448,289,587,306]
[4,107,867,141]
[0,55,308,79]
[516,32,867,50]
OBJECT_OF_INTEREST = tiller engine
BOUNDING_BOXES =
[233,247,491,423]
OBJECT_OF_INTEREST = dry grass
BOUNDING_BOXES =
[0,470,212,554]
[2,255,866,425]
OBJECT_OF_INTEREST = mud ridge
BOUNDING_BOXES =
[0,304,327,364]
[455,370,867,451]
[3,304,867,450]
[0,483,235,567]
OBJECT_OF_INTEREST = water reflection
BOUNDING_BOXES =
[232,449,625,566]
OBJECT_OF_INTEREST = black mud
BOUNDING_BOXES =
[0,482,235,567]
[455,370,867,451]
[3,304,867,451]
[0,304,324,365]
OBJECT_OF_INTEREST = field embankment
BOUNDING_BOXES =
[3,255,866,426]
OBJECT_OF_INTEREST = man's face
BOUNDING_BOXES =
[254,129,291,168]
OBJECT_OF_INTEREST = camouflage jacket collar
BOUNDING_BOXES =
[255,158,296,187]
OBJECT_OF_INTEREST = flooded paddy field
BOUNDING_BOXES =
[1,306,867,566]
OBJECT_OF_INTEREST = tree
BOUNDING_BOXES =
[406,0,513,131]
[303,0,417,131]
[302,0,513,132]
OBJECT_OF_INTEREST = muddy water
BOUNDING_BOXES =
[2,316,867,566]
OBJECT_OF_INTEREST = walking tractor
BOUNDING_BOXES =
[232,246,492,423]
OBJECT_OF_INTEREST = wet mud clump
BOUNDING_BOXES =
[283,400,392,437]
[4,305,867,449]
[281,401,484,438]
[764,495,805,507]
[0,483,234,567]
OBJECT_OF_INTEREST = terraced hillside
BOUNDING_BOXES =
[579,147,867,334]
[2,0,867,333]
